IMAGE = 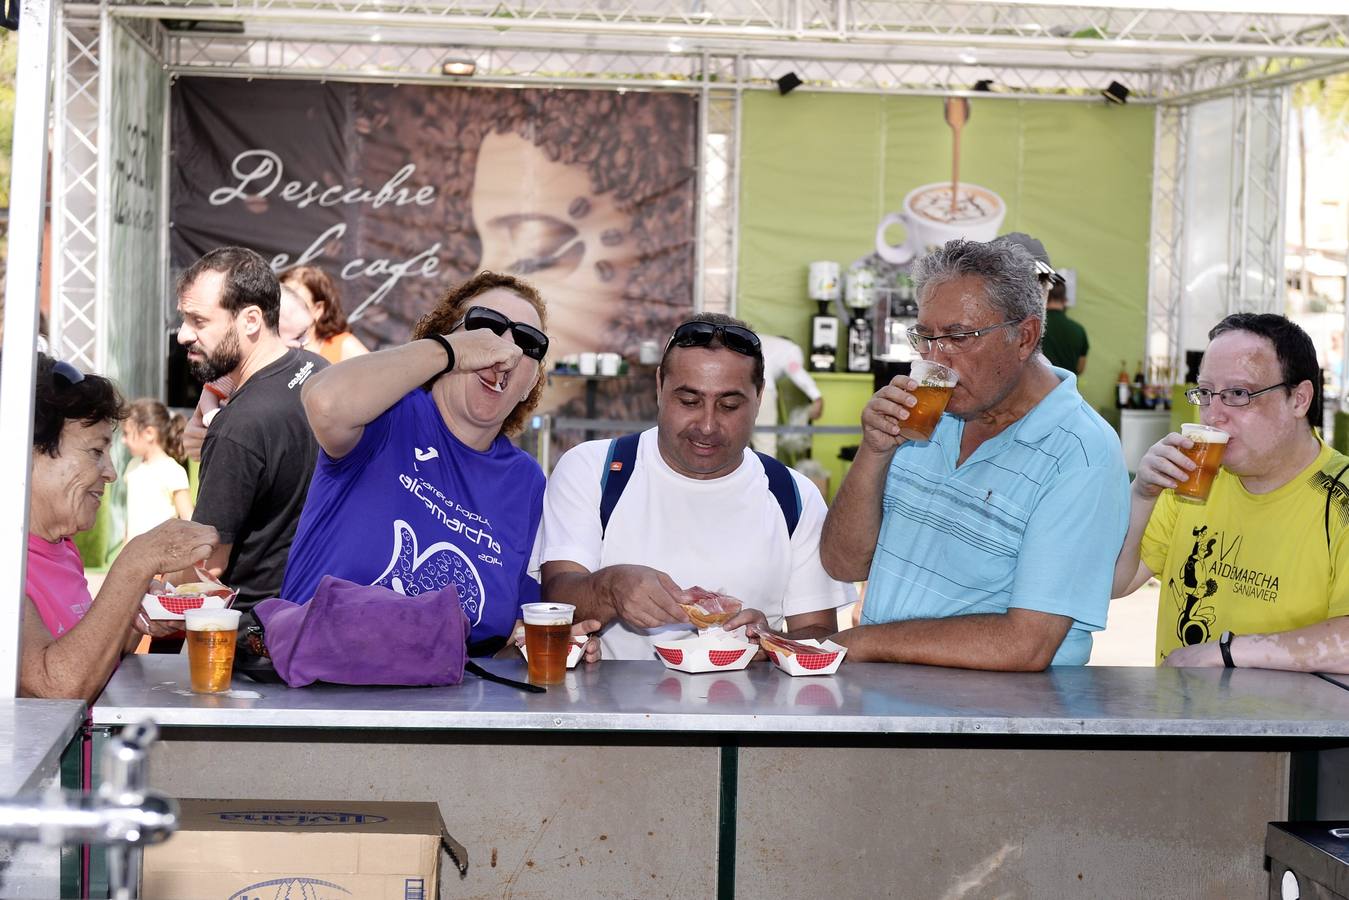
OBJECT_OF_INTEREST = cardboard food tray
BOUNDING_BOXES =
[652,632,756,674]
[764,638,847,676]
[141,586,237,620]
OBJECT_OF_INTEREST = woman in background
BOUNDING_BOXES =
[122,399,193,542]
[280,265,369,362]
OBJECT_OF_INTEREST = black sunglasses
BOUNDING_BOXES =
[664,321,763,358]
[52,360,86,386]
[451,306,549,362]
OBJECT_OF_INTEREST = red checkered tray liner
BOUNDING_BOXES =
[655,647,748,667]
[653,635,755,673]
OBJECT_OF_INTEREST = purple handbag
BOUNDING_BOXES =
[254,576,469,688]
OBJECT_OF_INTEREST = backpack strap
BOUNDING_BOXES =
[754,451,802,539]
[1326,462,1349,551]
[599,433,641,538]
[598,435,803,540]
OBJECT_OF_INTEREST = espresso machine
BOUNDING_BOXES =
[870,272,919,388]
[844,268,875,373]
[807,261,841,372]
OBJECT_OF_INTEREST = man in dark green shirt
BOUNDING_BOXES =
[1042,279,1089,374]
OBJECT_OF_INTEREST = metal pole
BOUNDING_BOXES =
[0,0,59,698]
[693,53,709,314]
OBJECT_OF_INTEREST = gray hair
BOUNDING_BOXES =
[910,239,1045,346]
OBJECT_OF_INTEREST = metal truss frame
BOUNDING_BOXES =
[45,0,1339,396]
[1146,103,1187,374]
[49,7,103,372]
[1224,87,1288,317]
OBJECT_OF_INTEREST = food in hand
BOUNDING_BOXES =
[679,586,742,629]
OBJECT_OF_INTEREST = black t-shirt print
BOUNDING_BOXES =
[194,348,328,611]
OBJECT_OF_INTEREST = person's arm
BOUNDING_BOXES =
[183,378,233,462]
[20,520,218,702]
[1163,617,1349,672]
[172,489,194,521]
[337,332,370,361]
[831,608,1072,671]
[1112,433,1194,598]
[782,608,838,640]
[302,328,523,460]
[819,374,917,581]
[540,561,690,629]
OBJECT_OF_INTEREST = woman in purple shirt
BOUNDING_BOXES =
[283,271,598,656]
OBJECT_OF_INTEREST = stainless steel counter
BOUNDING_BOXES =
[0,698,84,899]
[87,658,1349,899]
[93,654,1349,739]
[0,698,83,796]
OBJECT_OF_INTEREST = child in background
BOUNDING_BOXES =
[122,399,193,542]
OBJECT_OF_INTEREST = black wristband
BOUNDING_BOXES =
[1218,630,1236,668]
[424,333,455,375]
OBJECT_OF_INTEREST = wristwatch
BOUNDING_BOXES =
[1218,630,1236,669]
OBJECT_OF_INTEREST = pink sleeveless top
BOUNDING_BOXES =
[26,534,93,637]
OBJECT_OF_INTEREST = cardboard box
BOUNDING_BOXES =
[142,800,466,900]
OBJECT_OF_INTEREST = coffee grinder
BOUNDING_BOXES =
[844,267,875,373]
[807,261,841,372]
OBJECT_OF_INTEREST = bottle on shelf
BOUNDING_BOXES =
[1132,360,1146,409]
[1116,361,1131,410]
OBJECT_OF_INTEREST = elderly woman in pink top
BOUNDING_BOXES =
[22,354,218,702]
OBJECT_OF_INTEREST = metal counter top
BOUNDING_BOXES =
[91,656,1349,740]
[0,698,84,796]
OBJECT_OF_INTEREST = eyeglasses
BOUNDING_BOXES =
[1185,383,1289,408]
[52,360,86,386]
[664,321,763,358]
[452,306,549,361]
[906,319,1024,355]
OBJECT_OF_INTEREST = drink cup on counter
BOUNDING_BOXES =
[521,602,576,686]
[599,352,621,376]
[185,608,241,694]
[1175,424,1229,503]
[899,360,959,442]
[578,352,598,376]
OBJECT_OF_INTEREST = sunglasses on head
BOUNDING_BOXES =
[52,360,86,387]
[452,306,550,361]
[664,321,763,358]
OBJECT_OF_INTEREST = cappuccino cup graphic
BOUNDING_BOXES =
[875,182,1007,265]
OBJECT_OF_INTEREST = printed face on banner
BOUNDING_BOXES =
[471,130,638,361]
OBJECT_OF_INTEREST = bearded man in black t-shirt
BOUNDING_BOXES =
[174,247,328,611]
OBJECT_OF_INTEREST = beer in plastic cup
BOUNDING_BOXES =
[185,608,241,694]
[521,603,575,686]
[1175,424,1229,503]
[899,360,959,442]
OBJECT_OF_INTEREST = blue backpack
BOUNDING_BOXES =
[597,432,802,539]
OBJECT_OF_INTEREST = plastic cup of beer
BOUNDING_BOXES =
[521,602,575,686]
[184,608,241,694]
[1175,423,1229,503]
[899,360,959,442]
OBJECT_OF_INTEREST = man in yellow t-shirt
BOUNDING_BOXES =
[1113,313,1349,671]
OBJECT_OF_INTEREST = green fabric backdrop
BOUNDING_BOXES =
[737,93,1154,426]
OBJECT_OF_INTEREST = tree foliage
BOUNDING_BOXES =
[1,31,15,209]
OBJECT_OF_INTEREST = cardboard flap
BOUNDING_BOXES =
[441,823,469,876]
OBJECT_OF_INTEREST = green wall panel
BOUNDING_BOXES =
[738,92,1154,426]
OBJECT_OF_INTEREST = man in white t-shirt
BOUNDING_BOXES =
[753,334,823,458]
[541,313,854,660]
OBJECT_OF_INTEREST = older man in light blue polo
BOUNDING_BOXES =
[820,238,1128,670]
